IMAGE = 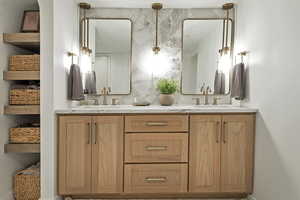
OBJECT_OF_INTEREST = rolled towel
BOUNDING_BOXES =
[214,69,225,95]
[68,64,84,100]
[231,62,245,100]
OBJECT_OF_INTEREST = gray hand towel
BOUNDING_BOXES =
[231,63,245,100]
[68,64,84,100]
[85,71,97,95]
[214,70,225,95]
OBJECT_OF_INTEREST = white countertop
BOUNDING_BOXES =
[55,105,258,114]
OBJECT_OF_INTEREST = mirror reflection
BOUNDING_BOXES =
[181,19,232,95]
[88,19,132,95]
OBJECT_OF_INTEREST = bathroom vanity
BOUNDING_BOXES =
[56,106,256,199]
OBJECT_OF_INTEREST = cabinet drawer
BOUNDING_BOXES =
[124,164,188,193]
[125,133,188,163]
[125,115,188,133]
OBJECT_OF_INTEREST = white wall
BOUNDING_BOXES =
[53,0,79,109]
[0,0,40,199]
[40,0,79,199]
[236,0,300,199]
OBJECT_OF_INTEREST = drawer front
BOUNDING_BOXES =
[125,115,188,133]
[125,133,188,163]
[124,164,188,193]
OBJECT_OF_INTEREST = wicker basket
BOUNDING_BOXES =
[9,54,40,71]
[14,168,40,200]
[9,127,40,144]
[10,89,40,105]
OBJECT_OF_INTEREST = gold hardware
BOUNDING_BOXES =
[192,98,201,105]
[223,121,227,143]
[237,51,248,63]
[87,122,91,144]
[111,98,120,105]
[79,2,91,9]
[79,3,92,54]
[220,3,234,55]
[216,121,220,143]
[222,3,234,10]
[145,177,167,183]
[152,3,163,10]
[145,122,168,126]
[67,52,77,64]
[213,97,221,105]
[200,84,212,105]
[145,146,168,151]
[93,122,97,144]
[152,3,163,54]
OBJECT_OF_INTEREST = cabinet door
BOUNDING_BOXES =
[189,115,222,193]
[58,116,92,195]
[221,115,255,193]
[92,116,124,193]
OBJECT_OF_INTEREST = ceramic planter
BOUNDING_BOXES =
[159,94,175,106]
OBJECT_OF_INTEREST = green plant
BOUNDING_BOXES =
[156,79,179,94]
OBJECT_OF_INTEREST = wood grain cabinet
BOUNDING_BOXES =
[58,115,123,195]
[190,114,255,194]
[58,113,255,198]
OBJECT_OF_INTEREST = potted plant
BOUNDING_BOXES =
[156,79,179,106]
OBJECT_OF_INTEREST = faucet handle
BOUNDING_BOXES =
[200,83,206,93]
[111,98,120,105]
[206,86,212,94]
[213,97,221,105]
[192,98,201,105]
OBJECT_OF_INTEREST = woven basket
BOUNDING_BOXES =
[9,127,40,144]
[14,169,40,200]
[10,89,40,105]
[9,55,40,71]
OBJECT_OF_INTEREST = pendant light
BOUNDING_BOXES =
[152,3,163,54]
[219,3,234,55]
[79,2,92,55]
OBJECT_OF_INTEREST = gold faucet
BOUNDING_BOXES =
[201,85,212,105]
[101,87,111,105]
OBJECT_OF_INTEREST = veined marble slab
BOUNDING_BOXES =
[55,105,258,114]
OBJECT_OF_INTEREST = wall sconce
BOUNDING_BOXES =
[219,3,234,56]
[152,3,163,54]
[79,2,92,55]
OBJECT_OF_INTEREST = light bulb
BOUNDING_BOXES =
[143,50,171,77]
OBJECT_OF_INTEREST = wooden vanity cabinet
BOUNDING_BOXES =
[58,116,92,194]
[189,114,255,194]
[58,115,123,195]
[58,113,255,198]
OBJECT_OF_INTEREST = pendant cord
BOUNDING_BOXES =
[155,9,158,47]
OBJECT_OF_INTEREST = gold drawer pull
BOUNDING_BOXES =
[145,146,168,151]
[145,177,167,183]
[145,122,168,126]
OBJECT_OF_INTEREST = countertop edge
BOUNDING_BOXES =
[55,108,258,114]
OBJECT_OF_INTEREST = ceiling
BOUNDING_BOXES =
[78,0,236,9]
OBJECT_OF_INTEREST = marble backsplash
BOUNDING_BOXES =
[86,8,232,105]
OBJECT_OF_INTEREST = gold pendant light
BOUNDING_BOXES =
[152,3,163,54]
[219,3,234,55]
[79,2,92,55]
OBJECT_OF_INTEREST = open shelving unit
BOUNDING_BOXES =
[3,32,41,153]
[4,105,40,115]
[3,71,40,80]
[4,144,40,153]
[3,33,40,52]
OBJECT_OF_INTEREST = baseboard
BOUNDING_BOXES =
[39,196,62,200]
[248,195,257,200]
